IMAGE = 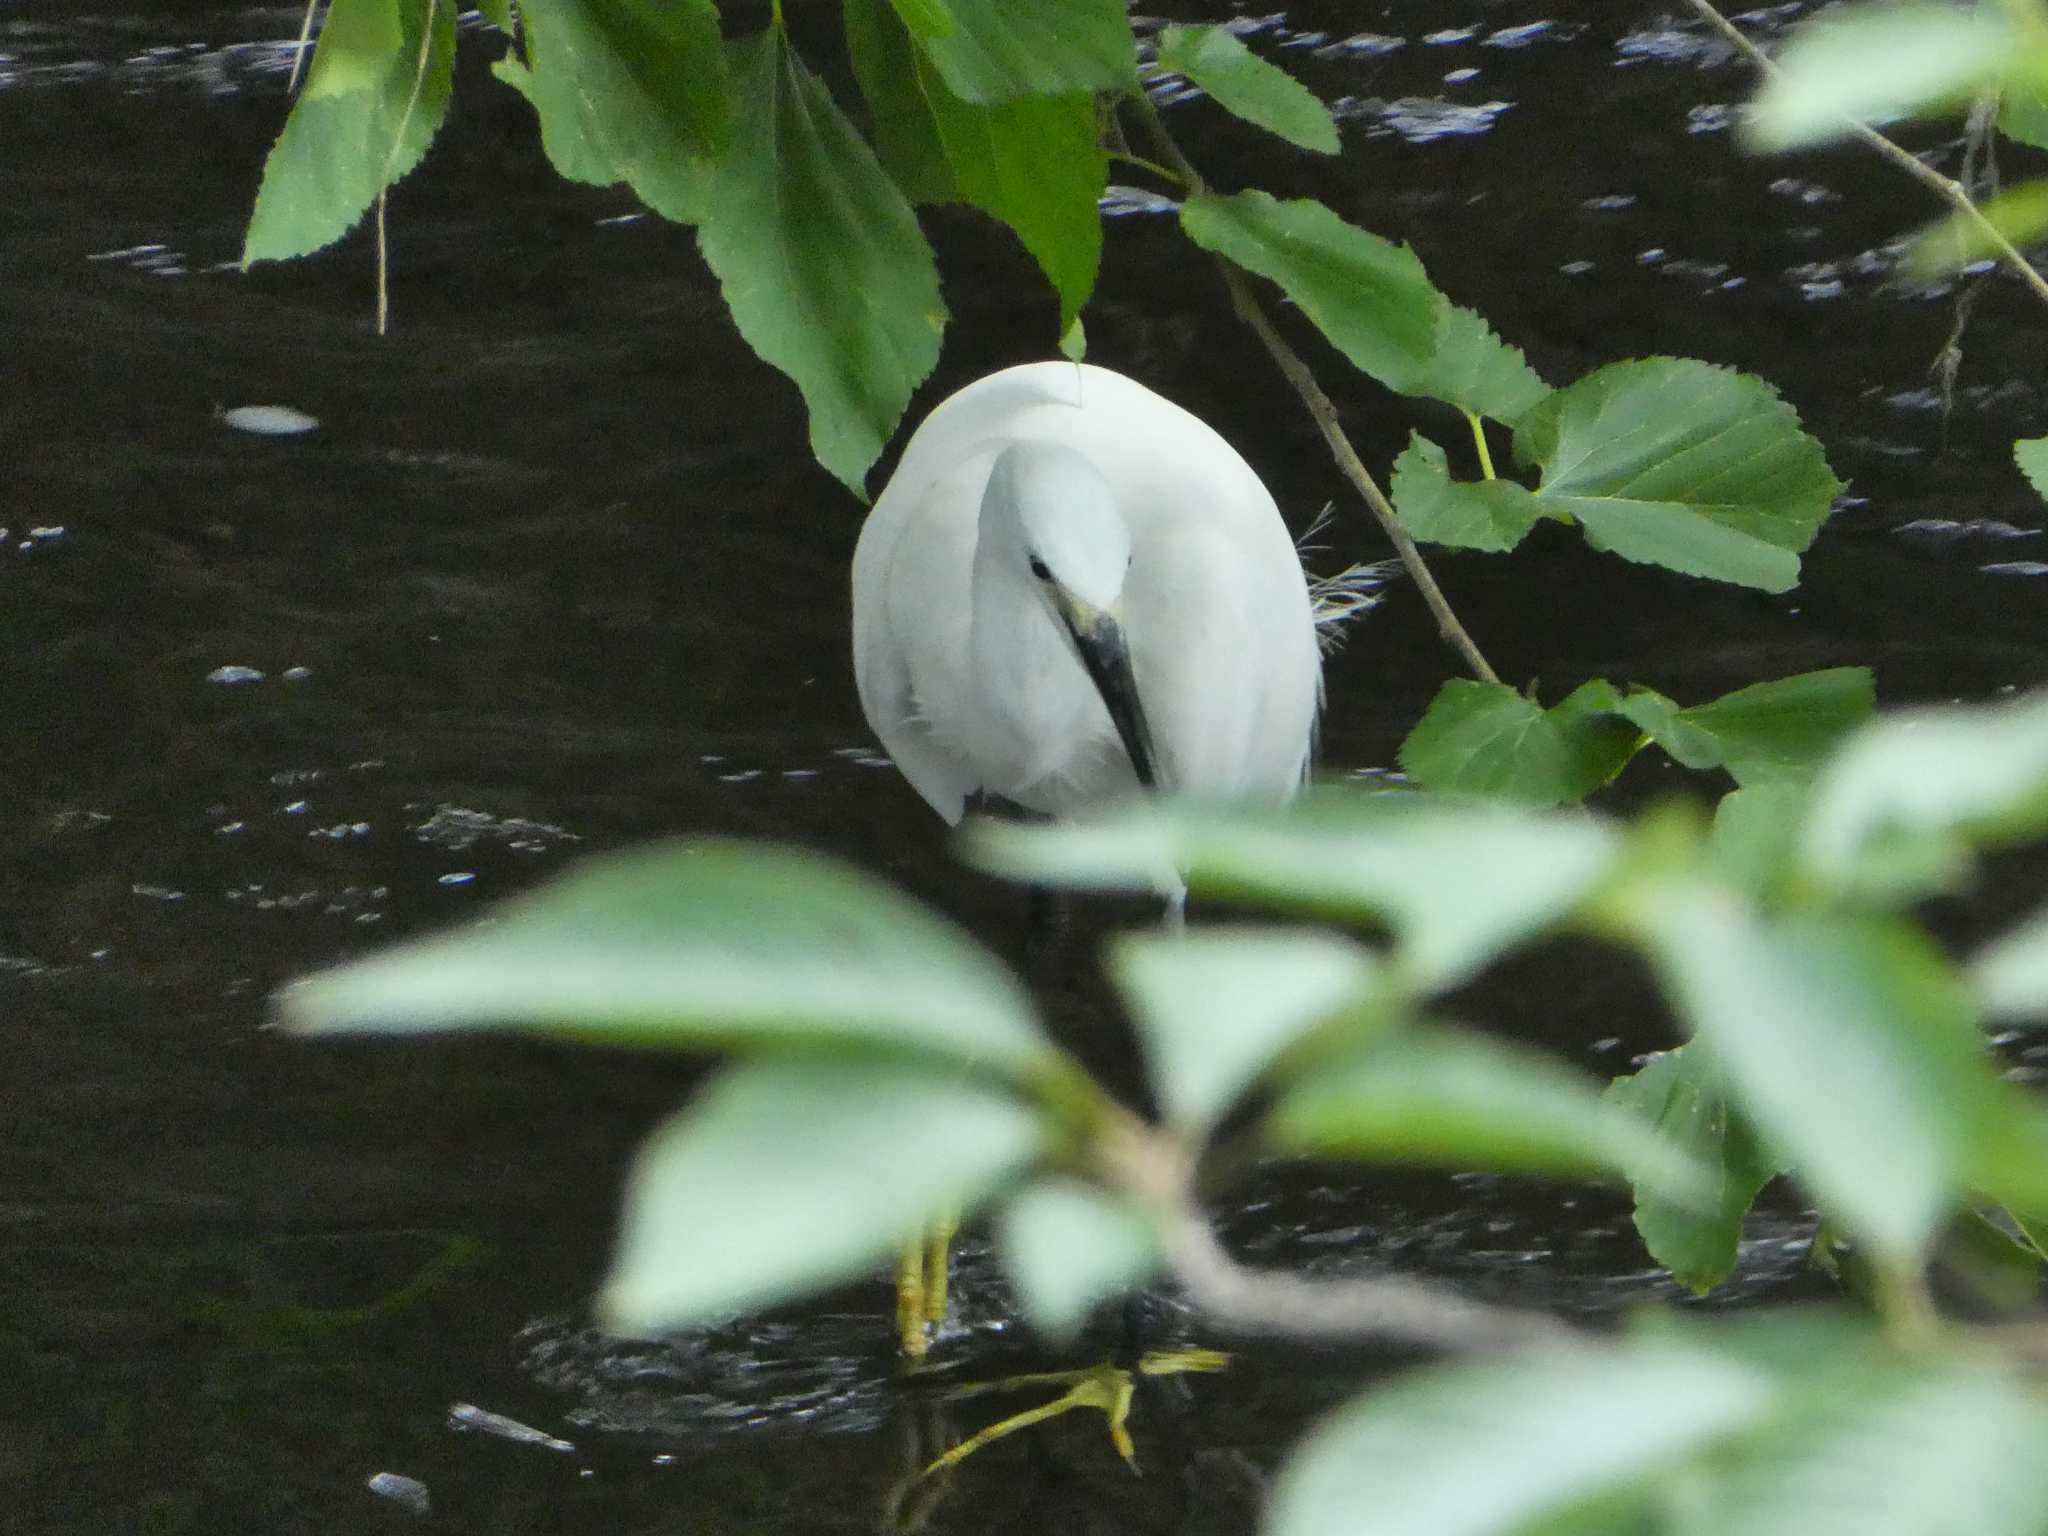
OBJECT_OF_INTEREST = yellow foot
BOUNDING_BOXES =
[919,1347,1230,1477]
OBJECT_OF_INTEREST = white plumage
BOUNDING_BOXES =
[852,361,1322,828]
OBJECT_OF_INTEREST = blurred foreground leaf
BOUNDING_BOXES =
[1110,927,1378,1132]
[1000,1180,1162,1345]
[1745,4,2015,151]
[1268,1343,1770,1536]
[1801,691,2048,899]
[1270,1026,1710,1206]
[967,791,1620,990]
[278,839,1056,1079]
[600,1059,1041,1331]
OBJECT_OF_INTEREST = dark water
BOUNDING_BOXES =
[7,1,2048,1531]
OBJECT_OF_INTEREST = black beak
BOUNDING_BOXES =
[1059,601,1159,791]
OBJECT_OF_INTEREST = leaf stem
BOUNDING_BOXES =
[1106,150,1189,189]
[1464,408,1498,481]
[1126,89,1502,686]
[1680,0,2048,311]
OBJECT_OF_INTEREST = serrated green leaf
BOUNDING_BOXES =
[967,791,1620,992]
[243,0,455,265]
[276,838,1056,1078]
[1801,691,2048,897]
[1680,668,1875,784]
[598,1059,1041,1331]
[1109,927,1379,1132]
[1745,4,2016,152]
[999,1180,1162,1346]
[1627,895,1995,1264]
[1154,24,1338,154]
[1398,679,1642,807]
[1268,1343,1772,1536]
[1390,433,1548,552]
[849,0,1112,333]
[900,0,1135,104]
[1679,1359,2048,1536]
[1180,191,1445,391]
[492,0,726,222]
[1272,1026,1709,1204]
[699,28,945,498]
[1059,315,1087,361]
[1514,359,1841,593]
[1401,302,1554,423]
[2017,436,2048,501]
[844,0,956,202]
[1607,1047,1783,1294]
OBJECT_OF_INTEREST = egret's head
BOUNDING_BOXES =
[985,441,1131,612]
[982,440,1155,789]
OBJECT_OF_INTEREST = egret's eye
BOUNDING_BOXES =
[1028,556,1052,581]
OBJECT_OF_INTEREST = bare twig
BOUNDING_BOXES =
[1095,1114,1577,1351]
[1165,1211,1582,1350]
[1680,0,2048,311]
[1126,90,1502,687]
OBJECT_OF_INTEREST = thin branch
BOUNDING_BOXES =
[1095,1114,1576,1352]
[1165,1208,1583,1350]
[1680,0,2048,311]
[1126,89,1502,686]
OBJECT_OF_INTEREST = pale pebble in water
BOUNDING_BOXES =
[207,665,266,685]
[365,1471,430,1517]
[219,404,319,436]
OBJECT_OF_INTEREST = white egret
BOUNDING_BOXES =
[852,361,1323,849]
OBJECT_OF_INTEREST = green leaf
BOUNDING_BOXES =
[243,0,455,264]
[1904,182,2048,280]
[844,0,958,203]
[475,0,516,34]
[1708,782,1809,897]
[1626,895,1994,1264]
[598,1058,1041,1331]
[2016,436,2048,502]
[1514,360,1842,593]
[1400,303,1554,424]
[699,28,945,498]
[276,838,1057,1079]
[1679,1359,2048,1536]
[848,0,1107,326]
[1801,691,2048,898]
[1267,1343,1771,1536]
[1398,679,1642,807]
[1971,903,2048,1020]
[1678,668,1876,784]
[967,791,1621,992]
[1390,433,1548,553]
[2002,74,2048,153]
[1108,927,1379,1132]
[1745,4,2017,152]
[1270,1026,1709,1204]
[898,0,1135,104]
[492,0,727,222]
[1180,191,1445,392]
[1154,24,1339,154]
[1606,1047,1783,1294]
[999,1180,1162,1346]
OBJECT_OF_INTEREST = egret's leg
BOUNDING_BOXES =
[921,1208,958,1327]
[896,1234,930,1359]
[915,1348,1229,1478]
